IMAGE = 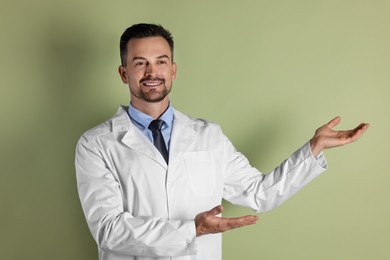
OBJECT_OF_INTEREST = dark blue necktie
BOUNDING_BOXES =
[148,119,169,164]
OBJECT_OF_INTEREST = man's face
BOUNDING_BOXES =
[119,36,177,106]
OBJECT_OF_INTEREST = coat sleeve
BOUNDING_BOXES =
[222,134,327,212]
[75,136,197,257]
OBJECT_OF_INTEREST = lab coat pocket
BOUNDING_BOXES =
[184,151,216,196]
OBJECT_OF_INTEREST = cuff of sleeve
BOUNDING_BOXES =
[306,141,328,169]
[181,220,197,255]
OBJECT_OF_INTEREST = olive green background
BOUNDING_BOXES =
[1,0,388,259]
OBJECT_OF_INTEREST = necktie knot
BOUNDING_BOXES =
[148,119,164,131]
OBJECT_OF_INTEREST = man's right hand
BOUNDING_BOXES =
[194,205,259,237]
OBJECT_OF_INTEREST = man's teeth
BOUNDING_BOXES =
[143,81,162,86]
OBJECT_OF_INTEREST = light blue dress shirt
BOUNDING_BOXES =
[127,103,174,150]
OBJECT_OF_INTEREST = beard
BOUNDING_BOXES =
[131,78,172,103]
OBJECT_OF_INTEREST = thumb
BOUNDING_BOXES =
[326,116,341,129]
[208,205,223,216]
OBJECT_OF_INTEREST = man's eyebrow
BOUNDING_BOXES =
[132,55,170,61]
[157,55,170,59]
[132,56,146,61]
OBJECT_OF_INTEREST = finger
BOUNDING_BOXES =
[207,205,223,217]
[349,123,370,136]
[352,123,370,139]
[236,215,259,225]
[225,218,258,231]
[351,123,367,132]
[340,122,370,136]
[220,215,259,230]
[336,123,368,139]
[339,123,369,144]
[226,215,258,223]
[326,116,341,129]
[356,123,370,132]
[362,123,370,132]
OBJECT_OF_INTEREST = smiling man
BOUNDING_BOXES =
[119,36,176,109]
[75,23,369,260]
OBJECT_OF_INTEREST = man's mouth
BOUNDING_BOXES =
[140,78,165,87]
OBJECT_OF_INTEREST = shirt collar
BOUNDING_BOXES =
[128,102,174,130]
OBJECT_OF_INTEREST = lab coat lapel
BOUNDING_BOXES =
[113,106,168,169]
[169,109,197,166]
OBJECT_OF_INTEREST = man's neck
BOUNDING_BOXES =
[130,98,170,119]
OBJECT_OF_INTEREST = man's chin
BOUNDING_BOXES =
[145,97,166,103]
[140,92,168,103]
[140,88,170,103]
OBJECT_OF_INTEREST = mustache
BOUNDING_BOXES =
[140,77,165,84]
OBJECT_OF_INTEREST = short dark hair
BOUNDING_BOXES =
[119,23,174,66]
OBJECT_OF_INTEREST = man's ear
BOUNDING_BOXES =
[172,62,177,80]
[118,65,128,84]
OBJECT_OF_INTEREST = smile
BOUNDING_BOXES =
[140,79,165,87]
[142,81,162,87]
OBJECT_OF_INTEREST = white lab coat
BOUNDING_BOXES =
[75,106,327,260]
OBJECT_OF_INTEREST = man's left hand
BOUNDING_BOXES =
[310,116,370,157]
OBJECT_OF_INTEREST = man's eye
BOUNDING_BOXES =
[134,61,146,66]
[157,60,167,64]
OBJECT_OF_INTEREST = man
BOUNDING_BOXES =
[75,23,369,260]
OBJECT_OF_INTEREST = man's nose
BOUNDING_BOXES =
[145,63,158,77]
